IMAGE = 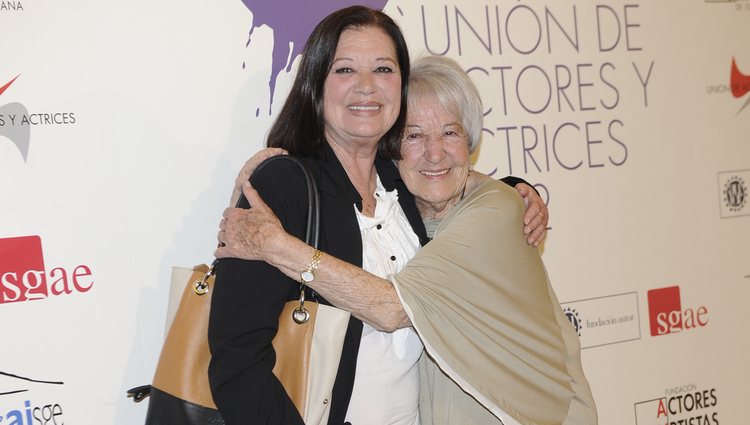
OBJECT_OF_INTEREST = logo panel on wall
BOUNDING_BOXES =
[0,235,94,305]
[0,371,66,424]
[0,75,78,163]
[717,169,749,218]
[647,286,708,337]
[560,292,640,349]
[634,383,720,425]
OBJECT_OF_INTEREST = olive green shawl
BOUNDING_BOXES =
[392,180,597,425]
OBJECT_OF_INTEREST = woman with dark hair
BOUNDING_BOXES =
[208,7,425,425]
[264,6,410,160]
[208,6,549,425]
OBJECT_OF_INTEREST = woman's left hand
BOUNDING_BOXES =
[216,181,286,261]
[515,183,548,247]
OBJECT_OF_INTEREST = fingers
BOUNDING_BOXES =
[515,183,537,224]
[214,244,231,258]
[266,147,288,157]
[242,148,288,179]
[527,225,547,247]
[215,212,244,258]
[214,243,239,259]
[515,183,531,198]
[513,182,549,246]
[523,210,542,235]
[217,206,238,251]
[241,181,268,211]
[232,148,288,207]
[522,201,542,225]
[530,210,548,246]
[524,209,548,246]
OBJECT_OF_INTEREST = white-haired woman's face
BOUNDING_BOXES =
[397,95,470,220]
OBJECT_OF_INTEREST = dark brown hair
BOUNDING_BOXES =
[266,6,410,160]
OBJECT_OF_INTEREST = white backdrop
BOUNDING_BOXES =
[1,1,748,424]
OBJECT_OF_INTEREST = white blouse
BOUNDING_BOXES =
[344,176,424,425]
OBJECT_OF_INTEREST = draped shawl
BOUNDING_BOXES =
[392,180,597,425]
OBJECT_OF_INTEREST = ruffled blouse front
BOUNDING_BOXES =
[344,175,424,425]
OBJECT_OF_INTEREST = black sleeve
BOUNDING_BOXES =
[499,175,540,196]
[208,160,309,425]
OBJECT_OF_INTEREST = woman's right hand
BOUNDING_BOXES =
[216,180,288,262]
[228,147,288,207]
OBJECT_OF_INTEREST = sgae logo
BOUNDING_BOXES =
[0,235,94,304]
[647,286,708,336]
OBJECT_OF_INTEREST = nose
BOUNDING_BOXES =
[355,70,375,95]
[423,136,446,164]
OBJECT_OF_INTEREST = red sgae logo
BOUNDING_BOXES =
[0,235,47,303]
[0,235,94,304]
[647,286,708,336]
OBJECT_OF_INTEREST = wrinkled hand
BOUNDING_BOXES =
[515,183,549,247]
[216,181,285,261]
[228,147,288,207]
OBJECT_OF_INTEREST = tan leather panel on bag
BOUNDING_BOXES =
[272,301,317,416]
[152,265,217,409]
[151,264,316,415]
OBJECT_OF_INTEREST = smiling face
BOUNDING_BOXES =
[397,94,471,220]
[322,26,402,152]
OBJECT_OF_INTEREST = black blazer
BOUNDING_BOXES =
[207,145,429,425]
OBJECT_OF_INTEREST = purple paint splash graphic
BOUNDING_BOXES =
[241,0,388,113]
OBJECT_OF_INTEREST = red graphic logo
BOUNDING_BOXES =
[0,235,94,304]
[731,57,750,98]
[0,75,19,96]
[0,235,47,303]
[647,286,708,336]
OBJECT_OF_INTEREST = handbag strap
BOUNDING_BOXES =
[246,156,321,324]
[194,156,320,296]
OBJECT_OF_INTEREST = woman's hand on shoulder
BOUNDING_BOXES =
[228,147,288,207]
[216,180,288,262]
[515,183,548,247]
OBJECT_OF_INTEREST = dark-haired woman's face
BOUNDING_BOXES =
[322,26,401,149]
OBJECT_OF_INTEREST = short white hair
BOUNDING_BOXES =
[408,55,483,153]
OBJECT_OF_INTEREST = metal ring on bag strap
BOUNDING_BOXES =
[240,156,321,323]
[193,261,217,295]
[293,284,311,324]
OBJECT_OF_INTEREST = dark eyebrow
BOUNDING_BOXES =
[331,57,397,66]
